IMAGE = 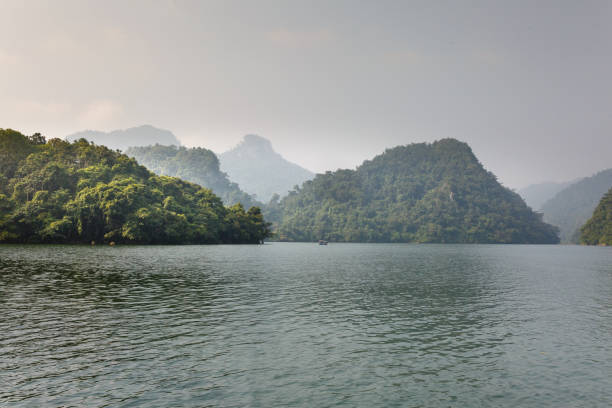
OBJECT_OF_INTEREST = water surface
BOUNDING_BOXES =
[1,243,611,407]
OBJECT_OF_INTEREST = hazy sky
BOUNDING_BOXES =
[1,0,611,189]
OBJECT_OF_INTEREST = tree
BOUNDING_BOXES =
[276,139,559,244]
[580,188,612,246]
[0,129,271,244]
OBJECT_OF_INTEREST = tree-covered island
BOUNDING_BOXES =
[276,139,560,244]
[0,129,271,244]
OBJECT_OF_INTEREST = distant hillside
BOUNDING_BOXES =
[541,168,612,243]
[0,129,270,244]
[219,135,314,202]
[126,144,260,208]
[277,139,559,244]
[66,125,181,152]
[518,180,577,210]
[580,188,612,246]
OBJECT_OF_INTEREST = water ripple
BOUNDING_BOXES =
[1,243,612,407]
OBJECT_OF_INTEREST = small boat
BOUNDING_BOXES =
[318,240,328,245]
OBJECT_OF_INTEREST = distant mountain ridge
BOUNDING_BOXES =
[277,139,559,244]
[540,168,612,243]
[66,125,181,152]
[126,144,261,209]
[518,180,579,210]
[219,135,314,202]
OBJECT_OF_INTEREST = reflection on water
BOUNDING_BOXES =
[1,244,611,407]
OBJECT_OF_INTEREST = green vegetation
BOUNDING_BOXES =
[276,139,559,244]
[126,144,260,208]
[580,188,612,246]
[0,129,271,244]
[540,168,612,243]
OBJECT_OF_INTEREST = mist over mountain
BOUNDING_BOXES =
[126,144,260,209]
[219,135,314,202]
[66,125,181,152]
[541,168,612,243]
[277,139,559,244]
[580,188,612,246]
[518,180,579,211]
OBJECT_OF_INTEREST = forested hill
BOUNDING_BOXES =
[0,129,270,244]
[126,144,260,209]
[67,125,181,152]
[219,135,314,202]
[580,188,612,246]
[277,139,559,244]
[518,180,577,211]
[540,168,612,243]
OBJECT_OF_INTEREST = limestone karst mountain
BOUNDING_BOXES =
[0,129,270,244]
[126,144,260,208]
[540,168,612,243]
[66,125,181,152]
[580,187,612,246]
[518,180,578,211]
[219,134,314,202]
[277,139,559,244]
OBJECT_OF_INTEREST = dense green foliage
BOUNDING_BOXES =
[541,168,612,243]
[277,139,559,244]
[219,134,314,202]
[0,129,270,244]
[580,188,612,246]
[126,144,260,208]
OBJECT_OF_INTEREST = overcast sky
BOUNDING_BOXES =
[1,0,611,188]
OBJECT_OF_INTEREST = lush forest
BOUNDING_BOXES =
[219,134,314,202]
[540,168,612,243]
[66,125,181,152]
[580,188,612,246]
[126,144,260,208]
[0,129,270,244]
[276,139,559,244]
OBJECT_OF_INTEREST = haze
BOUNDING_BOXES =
[1,0,611,189]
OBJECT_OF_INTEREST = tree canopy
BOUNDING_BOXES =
[126,144,260,209]
[540,168,612,243]
[0,129,270,244]
[580,188,612,246]
[276,139,559,244]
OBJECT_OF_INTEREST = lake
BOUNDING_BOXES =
[1,243,611,407]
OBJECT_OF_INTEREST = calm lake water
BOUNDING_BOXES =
[1,243,611,407]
